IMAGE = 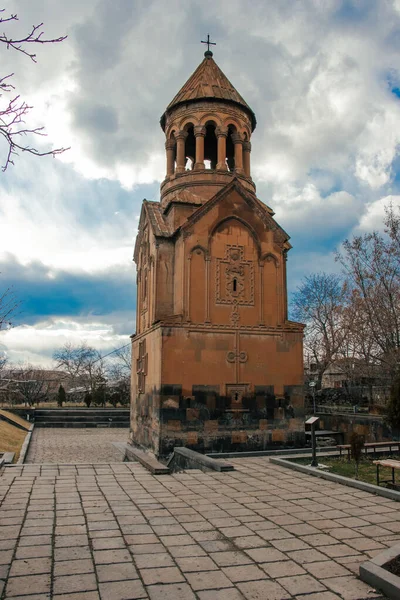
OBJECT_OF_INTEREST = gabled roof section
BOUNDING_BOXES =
[160,54,256,131]
[180,179,291,247]
[145,201,172,237]
[162,188,204,212]
[134,201,173,263]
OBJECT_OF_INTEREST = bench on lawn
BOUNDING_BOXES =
[373,458,400,488]
[337,440,400,458]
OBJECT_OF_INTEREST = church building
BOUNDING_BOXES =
[130,46,305,457]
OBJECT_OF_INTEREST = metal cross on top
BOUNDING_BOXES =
[201,34,216,54]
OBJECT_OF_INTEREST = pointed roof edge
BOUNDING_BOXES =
[180,178,291,248]
[133,200,174,263]
[160,55,256,132]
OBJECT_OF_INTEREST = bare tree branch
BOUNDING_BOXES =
[0,284,19,330]
[0,8,69,170]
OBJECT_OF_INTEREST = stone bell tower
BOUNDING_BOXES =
[130,47,305,457]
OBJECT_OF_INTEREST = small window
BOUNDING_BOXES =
[233,278,237,292]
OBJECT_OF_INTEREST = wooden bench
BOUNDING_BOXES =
[373,459,400,488]
[337,441,400,459]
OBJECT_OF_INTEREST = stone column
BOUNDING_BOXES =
[193,125,206,170]
[243,141,251,178]
[231,132,244,174]
[175,130,188,173]
[165,138,176,177]
[216,126,228,170]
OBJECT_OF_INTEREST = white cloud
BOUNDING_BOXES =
[0,315,132,367]
[3,0,400,364]
[355,194,400,233]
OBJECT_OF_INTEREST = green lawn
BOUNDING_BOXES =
[290,455,400,487]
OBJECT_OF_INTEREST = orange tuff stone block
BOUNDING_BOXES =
[259,419,268,431]
[186,408,200,421]
[187,431,198,445]
[288,418,303,431]
[232,431,247,444]
[167,420,182,431]
[272,429,285,443]
[204,420,218,432]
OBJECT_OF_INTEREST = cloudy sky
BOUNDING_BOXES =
[1,0,400,367]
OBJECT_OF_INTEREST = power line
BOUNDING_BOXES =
[91,342,131,365]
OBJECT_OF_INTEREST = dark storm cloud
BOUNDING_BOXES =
[0,255,135,327]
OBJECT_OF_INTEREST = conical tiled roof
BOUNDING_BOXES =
[160,53,256,131]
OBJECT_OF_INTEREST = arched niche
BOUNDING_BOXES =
[208,215,261,258]
[189,244,208,258]
[261,252,281,326]
[261,252,279,268]
[204,121,217,169]
[184,123,195,170]
[226,124,237,171]
[208,217,261,326]
[188,245,207,323]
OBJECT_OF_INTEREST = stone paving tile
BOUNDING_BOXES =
[197,590,245,600]
[53,573,98,595]
[278,574,327,595]
[140,566,185,585]
[5,573,51,596]
[53,593,100,600]
[323,575,383,599]
[238,579,291,599]
[25,428,129,464]
[147,582,196,599]
[9,557,51,577]
[96,561,139,582]
[0,457,394,600]
[54,558,95,576]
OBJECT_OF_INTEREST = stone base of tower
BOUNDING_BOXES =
[129,325,305,458]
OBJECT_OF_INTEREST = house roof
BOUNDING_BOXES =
[160,54,256,131]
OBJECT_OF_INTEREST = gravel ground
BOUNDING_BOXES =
[25,427,130,463]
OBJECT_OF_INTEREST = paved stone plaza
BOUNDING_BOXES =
[25,429,129,464]
[0,457,397,599]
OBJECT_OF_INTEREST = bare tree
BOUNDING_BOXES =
[12,365,50,406]
[336,207,400,378]
[53,342,106,393]
[0,284,18,330]
[292,273,347,386]
[0,8,68,170]
[106,345,131,407]
[107,345,131,380]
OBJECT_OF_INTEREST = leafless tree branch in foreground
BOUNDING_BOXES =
[0,8,69,170]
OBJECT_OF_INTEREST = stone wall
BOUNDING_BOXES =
[133,383,305,457]
[317,412,393,443]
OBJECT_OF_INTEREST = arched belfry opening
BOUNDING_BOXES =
[184,125,195,170]
[204,122,217,169]
[226,125,236,172]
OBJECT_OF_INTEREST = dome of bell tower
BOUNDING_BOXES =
[160,51,257,209]
[160,52,256,132]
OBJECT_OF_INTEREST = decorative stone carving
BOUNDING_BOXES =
[226,384,248,407]
[136,339,148,394]
[216,245,254,306]
[227,350,248,363]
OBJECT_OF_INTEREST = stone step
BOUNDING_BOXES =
[35,421,129,428]
[34,414,129,421]
[32,408,130,428]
